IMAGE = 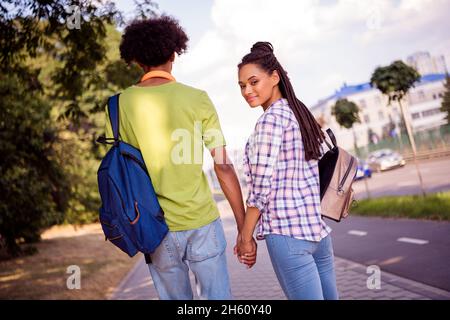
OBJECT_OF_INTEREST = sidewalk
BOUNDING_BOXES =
[111,201,450,300]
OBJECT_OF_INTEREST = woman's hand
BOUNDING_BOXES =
[236,206,260,268]
[237,237,258,268]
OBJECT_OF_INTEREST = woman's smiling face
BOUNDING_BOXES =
[238,63,280,108]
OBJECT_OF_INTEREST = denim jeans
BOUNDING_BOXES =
[265,233,339,300]
[147,218,232,300]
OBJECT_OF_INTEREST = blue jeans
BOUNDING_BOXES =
[147,218,232,300]
[265,234,339,300]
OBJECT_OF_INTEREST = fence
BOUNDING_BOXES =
[354,124,450,160]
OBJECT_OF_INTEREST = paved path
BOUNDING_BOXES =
[111,201,450,300]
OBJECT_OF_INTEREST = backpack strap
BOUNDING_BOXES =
[107,94,120,141]
[323,137,333,150]
[326,128,338,149]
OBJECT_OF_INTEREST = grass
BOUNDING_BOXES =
[0,223,140,299]
[350,191,450,221]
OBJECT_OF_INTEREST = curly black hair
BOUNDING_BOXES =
[119,15,189,67]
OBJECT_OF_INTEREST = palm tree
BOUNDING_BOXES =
[332,98,371,198]
[370,60,425,196]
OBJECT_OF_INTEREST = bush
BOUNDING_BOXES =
[0,73,70,255]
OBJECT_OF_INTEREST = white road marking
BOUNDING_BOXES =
[397,237,429,245]
[348,230,368,236]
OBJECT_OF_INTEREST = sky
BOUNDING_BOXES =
[114,0,450,155]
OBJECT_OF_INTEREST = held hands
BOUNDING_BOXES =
[234,233,258,268]
[233,206,260,269]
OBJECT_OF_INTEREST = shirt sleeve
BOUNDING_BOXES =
[246,113,283,211]
[200,91,227,151]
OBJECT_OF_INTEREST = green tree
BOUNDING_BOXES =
[440,73,450,124]
[1,0,155,120]
[0,73,70,255]
[0,0,157,256]
[370,60,425,195]
[1,1,118,119]
[331,98,361,154]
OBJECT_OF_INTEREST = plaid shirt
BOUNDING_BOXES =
[244,98,331,242]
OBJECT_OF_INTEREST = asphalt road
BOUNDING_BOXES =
[327,215,450,292]
[353,157,450,199]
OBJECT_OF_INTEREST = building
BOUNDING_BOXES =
[310,73,448,151]
[407,74,448,132]
[407,52,448,76]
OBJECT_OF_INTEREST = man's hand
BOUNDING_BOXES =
[237,237,258,268]
[233,233,241,258]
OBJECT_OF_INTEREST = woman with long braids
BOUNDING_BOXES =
[236,42,339,300]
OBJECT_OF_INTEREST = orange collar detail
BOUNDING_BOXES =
[140,70,176,83]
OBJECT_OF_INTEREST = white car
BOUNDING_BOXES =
[367,149,406,172]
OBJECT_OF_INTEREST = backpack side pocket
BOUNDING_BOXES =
[99,207,139,257]
[342,188,355,219]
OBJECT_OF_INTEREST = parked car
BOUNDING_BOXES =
[367,148,406,172]
[355,158,372,180]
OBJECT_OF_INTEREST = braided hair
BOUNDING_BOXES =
[238,42,325,161]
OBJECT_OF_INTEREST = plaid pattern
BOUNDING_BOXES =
[244,98,331,242]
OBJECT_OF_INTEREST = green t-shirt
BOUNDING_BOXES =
[105,82,226,231]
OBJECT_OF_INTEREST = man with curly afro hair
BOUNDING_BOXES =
[119,15,188,68]
[104,15,254,300]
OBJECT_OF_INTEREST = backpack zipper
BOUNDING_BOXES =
[107,234,123,241]
[132,201,141,225]
[338,157,355,194]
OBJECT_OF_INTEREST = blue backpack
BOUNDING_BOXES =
[97,94,169,258]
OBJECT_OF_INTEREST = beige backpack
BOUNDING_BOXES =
[318,129,358,222]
